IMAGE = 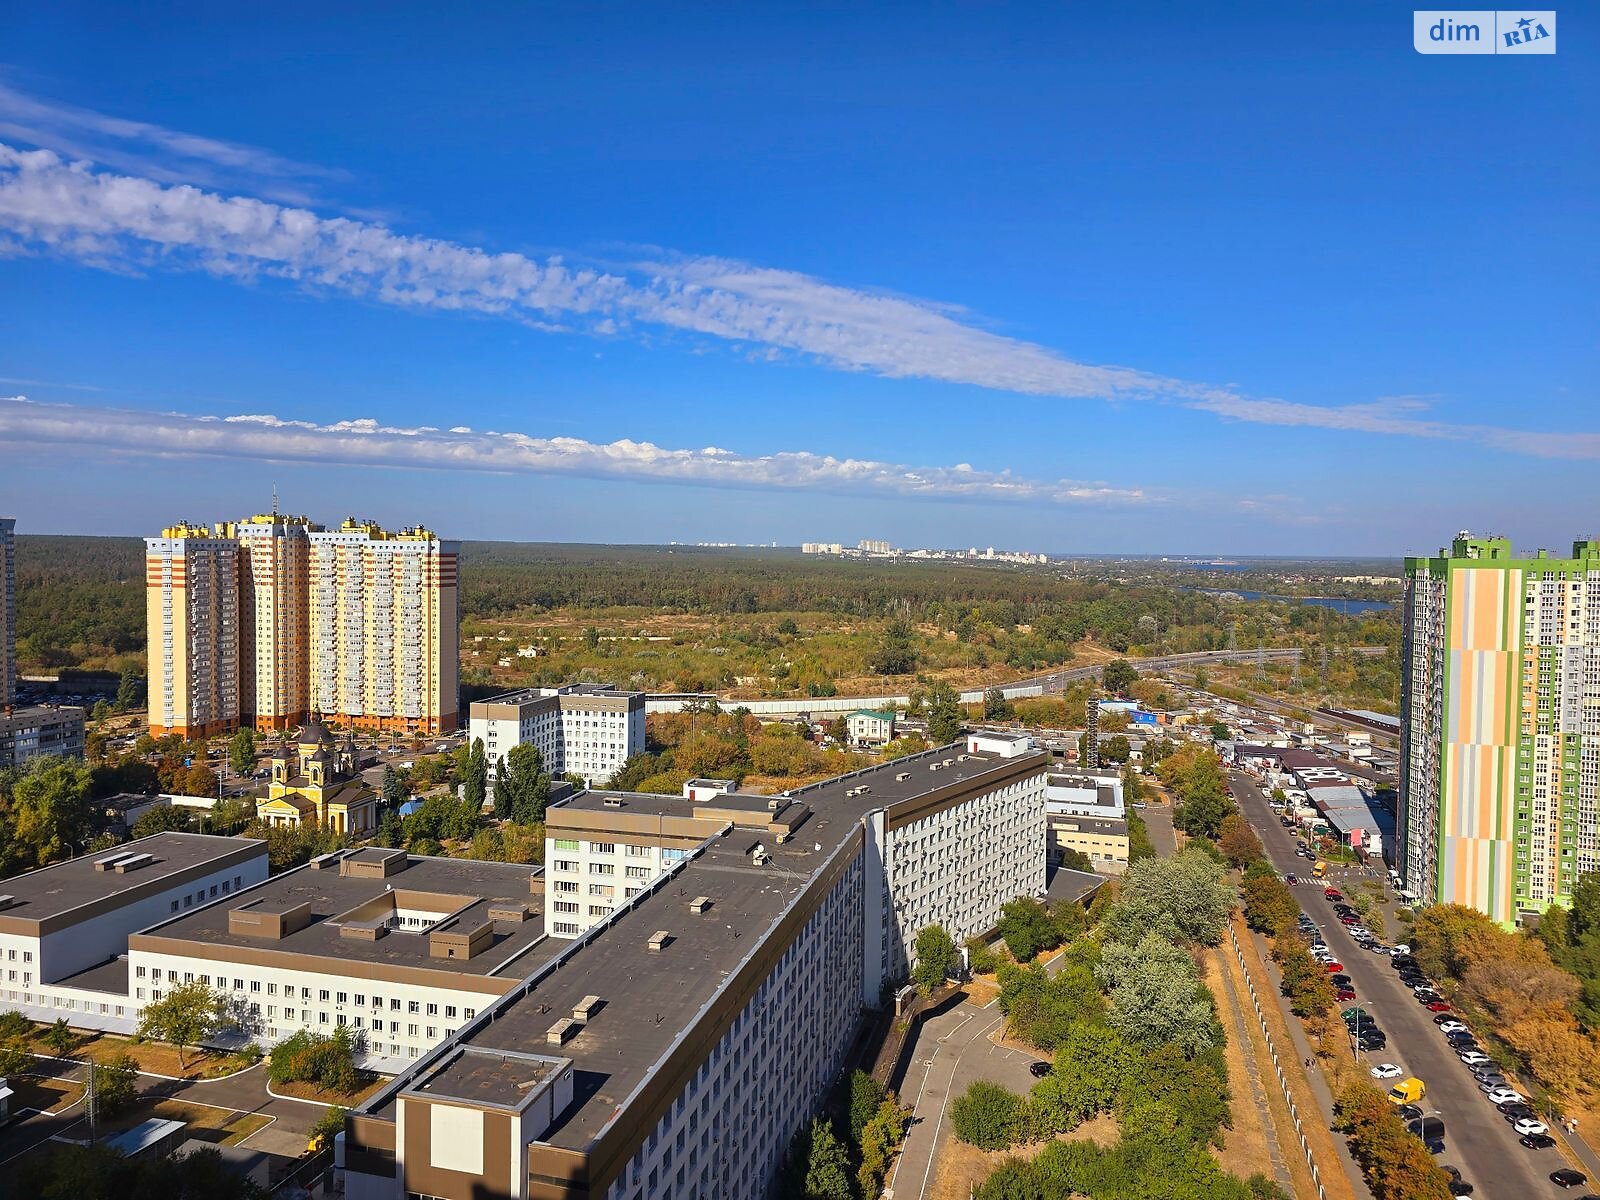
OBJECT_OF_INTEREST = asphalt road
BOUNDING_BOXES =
[1231,771,1565,1199]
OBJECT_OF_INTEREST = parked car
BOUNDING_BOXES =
[1370,1063,1404,1080]
[1438,1020,1468,1034]
[1425,1001,1452,1012]
[1324,961,1344,973]
[1520,1133,1557,1150]
[1485,1087,1524,1105]
[1335,988,1357,1002]
[1550,1168,1588,1188]
[1476,1076,1509,1093]
[1028,1061,1051,1078]
[1330,974,1352,986]
[1459,1051,1492,1066]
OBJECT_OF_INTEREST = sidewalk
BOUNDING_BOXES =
[1235,921,1374,1200]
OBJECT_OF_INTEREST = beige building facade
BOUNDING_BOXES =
[145,514,459,740]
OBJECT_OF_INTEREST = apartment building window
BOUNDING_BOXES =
[590,842,616,855]
[553,838,579,851]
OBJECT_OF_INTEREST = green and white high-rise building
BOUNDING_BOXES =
[1400,533,1600,925]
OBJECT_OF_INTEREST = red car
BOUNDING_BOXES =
[1335,988,1357,1001]
[1324,961,1344,973]
[1424,1001,1451,1012]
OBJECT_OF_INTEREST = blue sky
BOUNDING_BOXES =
[0,2,1594,554]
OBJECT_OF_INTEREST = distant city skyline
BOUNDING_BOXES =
[0,4,1594,553]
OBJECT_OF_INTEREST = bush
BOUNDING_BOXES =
[912,925,958,994]
[952,1080,1023,1150]
[966,937,1002,977]
[268,1026,364,1095]
[998,897,1058,962]
[92,1052,140,1117]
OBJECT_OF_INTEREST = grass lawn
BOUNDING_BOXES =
[930,1112,1119,1200]
[9,1074,84,1115]
[26,1029,258,1080]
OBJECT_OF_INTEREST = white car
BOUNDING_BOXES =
[1369,1063,1404,1079]
[1488,1088,1527,1105]
[1460,1051,1492,1066]
[1513,1118,1548,1137]
[1438,1020,1469,1034]
[1392,943,1412,955]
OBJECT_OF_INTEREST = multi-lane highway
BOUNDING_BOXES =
[1232,771,1565,1199]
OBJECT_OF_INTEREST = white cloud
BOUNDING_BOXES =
[0,395,1157,508]
[0,81,344,206]
[0,137,1593,458]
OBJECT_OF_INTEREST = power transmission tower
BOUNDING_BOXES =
[1255,643,1266,680]
[1228,623,1238,655]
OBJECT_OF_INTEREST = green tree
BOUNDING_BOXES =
[983,687,1014,721]
[801,1118,854,1200]
[308,1105,349,1153]
[870,619,919,675]
[0,1010,31,1040]
[461,738,490,813]
[858,1096,911,1199]
[115,665,141,711]
[227,728,258,779]
[926,681,964,744]
[1095,931,1216,1054]
[91,1051,140,1118]
[998,897,1059,962]
[1217,812,1264,867]
[912,925,958,994]
[132,804,194,837]
[1105,848,1235,947]
[11,756,95,866]
[137,978,223,1068]
[847,1069,888,1143]
[381,763,408,807]
[583,626,601,651]
[44,1017,75,1056]
[493,743,551,824]
[952,1080,1022,1150]
[1102,659,1139,695]
[0,1036,32,1078]
[90,699,111,724]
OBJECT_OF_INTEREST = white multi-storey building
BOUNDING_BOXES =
[0,833,267,1033]
[470,684,646,788]
[128,846,556,1071]
[340,738,1050,1200]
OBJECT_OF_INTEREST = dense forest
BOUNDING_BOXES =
[9,537,1401,707]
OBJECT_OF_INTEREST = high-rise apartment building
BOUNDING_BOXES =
[1,516,15,706]
[1400,533,1600,925]
[235,513,314,731]
[308,520,459,734]
[145,513,459,739]
[145,523,243,739]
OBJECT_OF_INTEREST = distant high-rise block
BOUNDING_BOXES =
[308,520,459,734]
[0,516,15,706]
[145,523,243,739]
[145,512,459,739]
[1400,533,1600,925]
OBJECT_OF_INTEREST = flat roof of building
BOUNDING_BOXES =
[1050,814,1128,836]
[554,788,780,821]
[363,741,1048,1149]
[56,955,130,996]
[132,851,556,987]
[0,703,85,732]
[0,832,263,929]
[404,1046,569,1110]
[1044,865,1107,906]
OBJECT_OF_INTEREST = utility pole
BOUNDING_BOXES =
[86,1057,97,1146]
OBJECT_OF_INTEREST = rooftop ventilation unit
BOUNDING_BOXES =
[112,853,155,874]
[546,1017,579,1045]
[648,930,672,952]
[896,773,911,782]
[93,852,135,872]
[943,758,955,767]
[309,850,346,871]
[0,895,18,912]
[957,753,970,761]
[751,844,769,867]
[603,797,624,808]
[929,763,942,772]
[689,896,712,913]
[766,797,785,811]
[573,995,603,1021]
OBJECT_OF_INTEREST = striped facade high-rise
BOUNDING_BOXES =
[0,516,15,707]
[1401,534,1600,924]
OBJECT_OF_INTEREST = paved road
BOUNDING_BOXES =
[888,949,1074,1200]
[1232,771,1561,1199]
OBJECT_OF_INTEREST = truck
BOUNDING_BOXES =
[1388,1077,1426,1105]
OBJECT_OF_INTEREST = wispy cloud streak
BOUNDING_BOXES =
[0,396,1155,507]
[0,139,1593,458]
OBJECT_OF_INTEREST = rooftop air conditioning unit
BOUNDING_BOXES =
[896,773,911,782]
[603,797,623,808]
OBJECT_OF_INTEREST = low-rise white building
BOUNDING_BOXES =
[846,708,895,747]
[0,832,267,1034]
[469,684,645,788]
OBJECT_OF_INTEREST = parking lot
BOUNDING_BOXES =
[1233,771,1576,1198]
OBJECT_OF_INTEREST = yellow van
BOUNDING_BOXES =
[1312,861,1327,879]
[1388,1077,1426,1105]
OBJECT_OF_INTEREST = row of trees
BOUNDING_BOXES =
[1410,902,1600,1104]
[1333,1083,1454,1200]
[1157,744,1236,840]
[777,1069,912,1200]
[957,848,1284,1200]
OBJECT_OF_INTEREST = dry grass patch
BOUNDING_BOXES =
[928,1113,1119,1200]
[58,1030,256,1080]
[9,1075,83,1115]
